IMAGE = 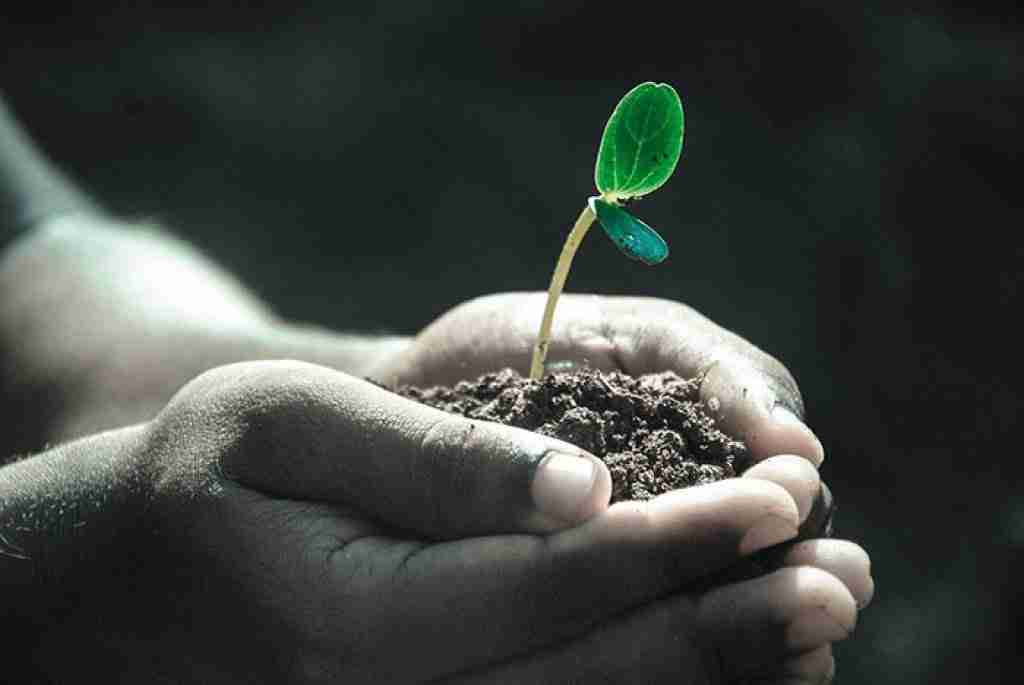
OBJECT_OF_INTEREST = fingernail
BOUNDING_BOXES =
[772,406,825,466]
[786,609,852,650]
[739,514,798,555]
[532,451,598,524]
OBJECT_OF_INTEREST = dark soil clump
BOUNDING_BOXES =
[393,367,751,503]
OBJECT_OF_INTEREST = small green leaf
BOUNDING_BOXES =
[589,197,669,265]
[594,82,684,201]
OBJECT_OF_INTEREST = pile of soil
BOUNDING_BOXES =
[393,366,751,503]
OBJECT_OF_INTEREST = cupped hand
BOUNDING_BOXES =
[41,360,870,684]
[373,293,825,466]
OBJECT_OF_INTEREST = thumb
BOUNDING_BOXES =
[217,361,612,539]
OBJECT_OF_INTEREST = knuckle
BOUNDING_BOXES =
[171,360,326,437]
[419,414,476,454]
[702,342,806,419]
[758,353,805,417]
[149,361,325,491]
[743,478,801,523]
[790,565,853,615]
[657,298,804,418]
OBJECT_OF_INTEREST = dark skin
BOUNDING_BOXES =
[0,97,871,683]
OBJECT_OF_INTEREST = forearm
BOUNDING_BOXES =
[1,92,410,454]
[1,95,100,239]
[1,217,410,451]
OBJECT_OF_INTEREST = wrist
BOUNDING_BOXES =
[270,321,413,378]
[0,423,151,624]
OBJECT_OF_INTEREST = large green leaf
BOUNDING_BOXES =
[594,82,684,201]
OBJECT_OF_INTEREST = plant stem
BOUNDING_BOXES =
[529,203,597,380]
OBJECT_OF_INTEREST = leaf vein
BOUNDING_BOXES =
[621,96,657,188]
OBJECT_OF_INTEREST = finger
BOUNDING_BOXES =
[594,296,825,465]
[696,566,856,679]
[802,480,835,539]
[743,456,835,542]
[743,455,820,525]
[719,646,835,685]
[222,472,803,681]
[206,360,612,538]
[335,476,801,679]
[781,539,875,610]
[771,644,836,684]
[437,592,710,684]
[697,357,824,466]
[378,293,824,466]
[439,580,834,685]
[695,462,838,592]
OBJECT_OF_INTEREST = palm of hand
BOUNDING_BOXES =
[103,457,846,684]
[375,293,819,464]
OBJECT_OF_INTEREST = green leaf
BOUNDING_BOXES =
[589,197,669,265]
[594,82,684,201]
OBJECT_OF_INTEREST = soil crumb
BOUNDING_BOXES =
[393,367,751,503]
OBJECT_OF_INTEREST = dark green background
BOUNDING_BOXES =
[4,3,1020,681]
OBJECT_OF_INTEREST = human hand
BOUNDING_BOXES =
[33,360,869,683]
[373,293,825,466]
[370,292,869,678]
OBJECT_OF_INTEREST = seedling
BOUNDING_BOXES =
[528,82,685,379]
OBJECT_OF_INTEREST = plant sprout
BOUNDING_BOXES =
[528,82,685,380]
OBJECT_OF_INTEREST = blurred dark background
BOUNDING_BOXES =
[3,2,1020,681]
